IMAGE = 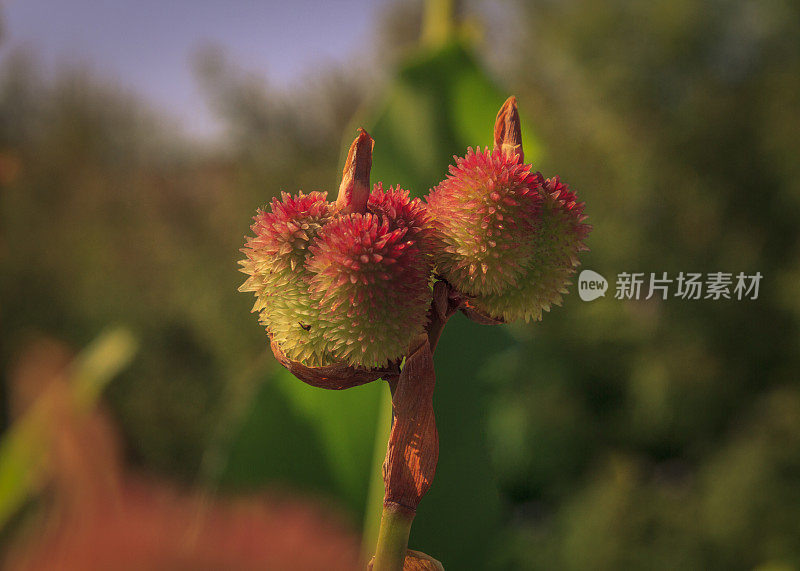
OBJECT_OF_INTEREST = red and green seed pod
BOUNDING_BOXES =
[472,176,590,321]
[240,130,434,370]
[427,147,543,296]
[428,96,590,322]
[308,191,432,368]
[238,191,335,367]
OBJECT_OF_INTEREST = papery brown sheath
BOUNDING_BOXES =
[494,95,524,162]
[382,335,438,512]
[268,332,399,390]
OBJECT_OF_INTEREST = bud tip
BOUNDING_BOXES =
[336,128,374,214]
[493,96,523,163]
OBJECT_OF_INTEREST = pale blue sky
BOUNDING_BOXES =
[1,0,393,139]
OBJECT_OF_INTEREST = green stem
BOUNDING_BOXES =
[371,503,414,571]
[362,382,394,564]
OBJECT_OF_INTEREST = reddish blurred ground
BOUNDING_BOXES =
[4,338,361,571]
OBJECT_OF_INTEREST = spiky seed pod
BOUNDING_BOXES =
[472,176,591,322]
[239,191,335,367]
[242,191,332,274]
[307,210,431,369]
[426,97,591,323]
[239,131,435,371]
[367,183,437,252]
[427,147,543,296]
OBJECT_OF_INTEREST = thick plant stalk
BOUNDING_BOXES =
[371,503,416,571]
[366,283,446,568]
[370,279,500,569]
[371,282,454,569]
[372,336,438,570]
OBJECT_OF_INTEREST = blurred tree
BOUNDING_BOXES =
[481,0,800,568]
[0,51,254,480]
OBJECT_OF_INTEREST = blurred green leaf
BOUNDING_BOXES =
[218,366,384,517]
[366,40,540,198]
[216,369,339,496]
[71,328,138,409]
[0,327,137,531]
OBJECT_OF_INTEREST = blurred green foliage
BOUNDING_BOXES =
[0,328,136,530]
[489,0,800,569]
[2,0,800,569]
